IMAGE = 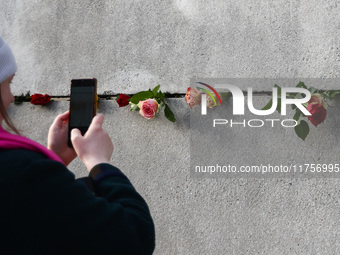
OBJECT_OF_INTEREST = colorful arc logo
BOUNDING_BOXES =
[196,82,223,107]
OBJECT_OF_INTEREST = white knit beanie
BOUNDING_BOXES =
[0,36,17,84]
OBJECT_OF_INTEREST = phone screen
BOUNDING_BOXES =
[68,79,97,147]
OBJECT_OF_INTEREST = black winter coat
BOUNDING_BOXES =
[0,149,155,255]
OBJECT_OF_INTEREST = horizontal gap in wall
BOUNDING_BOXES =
[13,90,339,102]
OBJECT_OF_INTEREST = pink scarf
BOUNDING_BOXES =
[0,126,64,164]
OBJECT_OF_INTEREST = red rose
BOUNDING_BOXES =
[30,94,52,105]
[116,94,131,107]
[307,103,327,127]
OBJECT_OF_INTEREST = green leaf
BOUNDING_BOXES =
[276,98,281,113]
[128,91,154,104]
[158,101,165,111]
[274,84,282,96]
[308,87,317,94]
[152,85,160,96]
[293,110,302,124]
[156,90,165,99]
[294,120,310,141]
[262,85,281,111]
[296,81,307,89]
[164,104,176,122]
[262,99,273,110]
[130,103,139,111]
[330,90,340,100]
[322,92,329,100]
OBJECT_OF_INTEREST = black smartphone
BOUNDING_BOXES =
[68,78,97,147]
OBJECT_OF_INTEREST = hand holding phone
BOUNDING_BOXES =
[68,78,97,147]
[71,114,114,171]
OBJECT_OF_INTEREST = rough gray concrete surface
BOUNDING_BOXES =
[6,98,340,254]
[1,0,340,95]
[2,0,340,254]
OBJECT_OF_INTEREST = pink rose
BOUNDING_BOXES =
[185,87,202,109]
[206,94,216,108]
[137,99,159,119]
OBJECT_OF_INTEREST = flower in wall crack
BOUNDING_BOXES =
[185,87,201,109]
[206,94,217,108]
[137,99,159,119]
[261,82,340,141]
[116,94,131,107]
[307,94,327,127]
[116,85,176,122]
[185,87,217,109]
[30,94,52,105]
[185,83,222,109]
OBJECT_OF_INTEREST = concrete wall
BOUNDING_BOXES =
[2,0,340,254]
[2,0,340,95]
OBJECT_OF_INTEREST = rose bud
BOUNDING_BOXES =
[185,87,202,109]
[30,94,52,105]
[116,94,131,107]
[137,99,159,119]
[307,103,327,127]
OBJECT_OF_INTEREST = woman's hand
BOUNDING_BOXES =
[48,111,77,165]
[71,114,113,172]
